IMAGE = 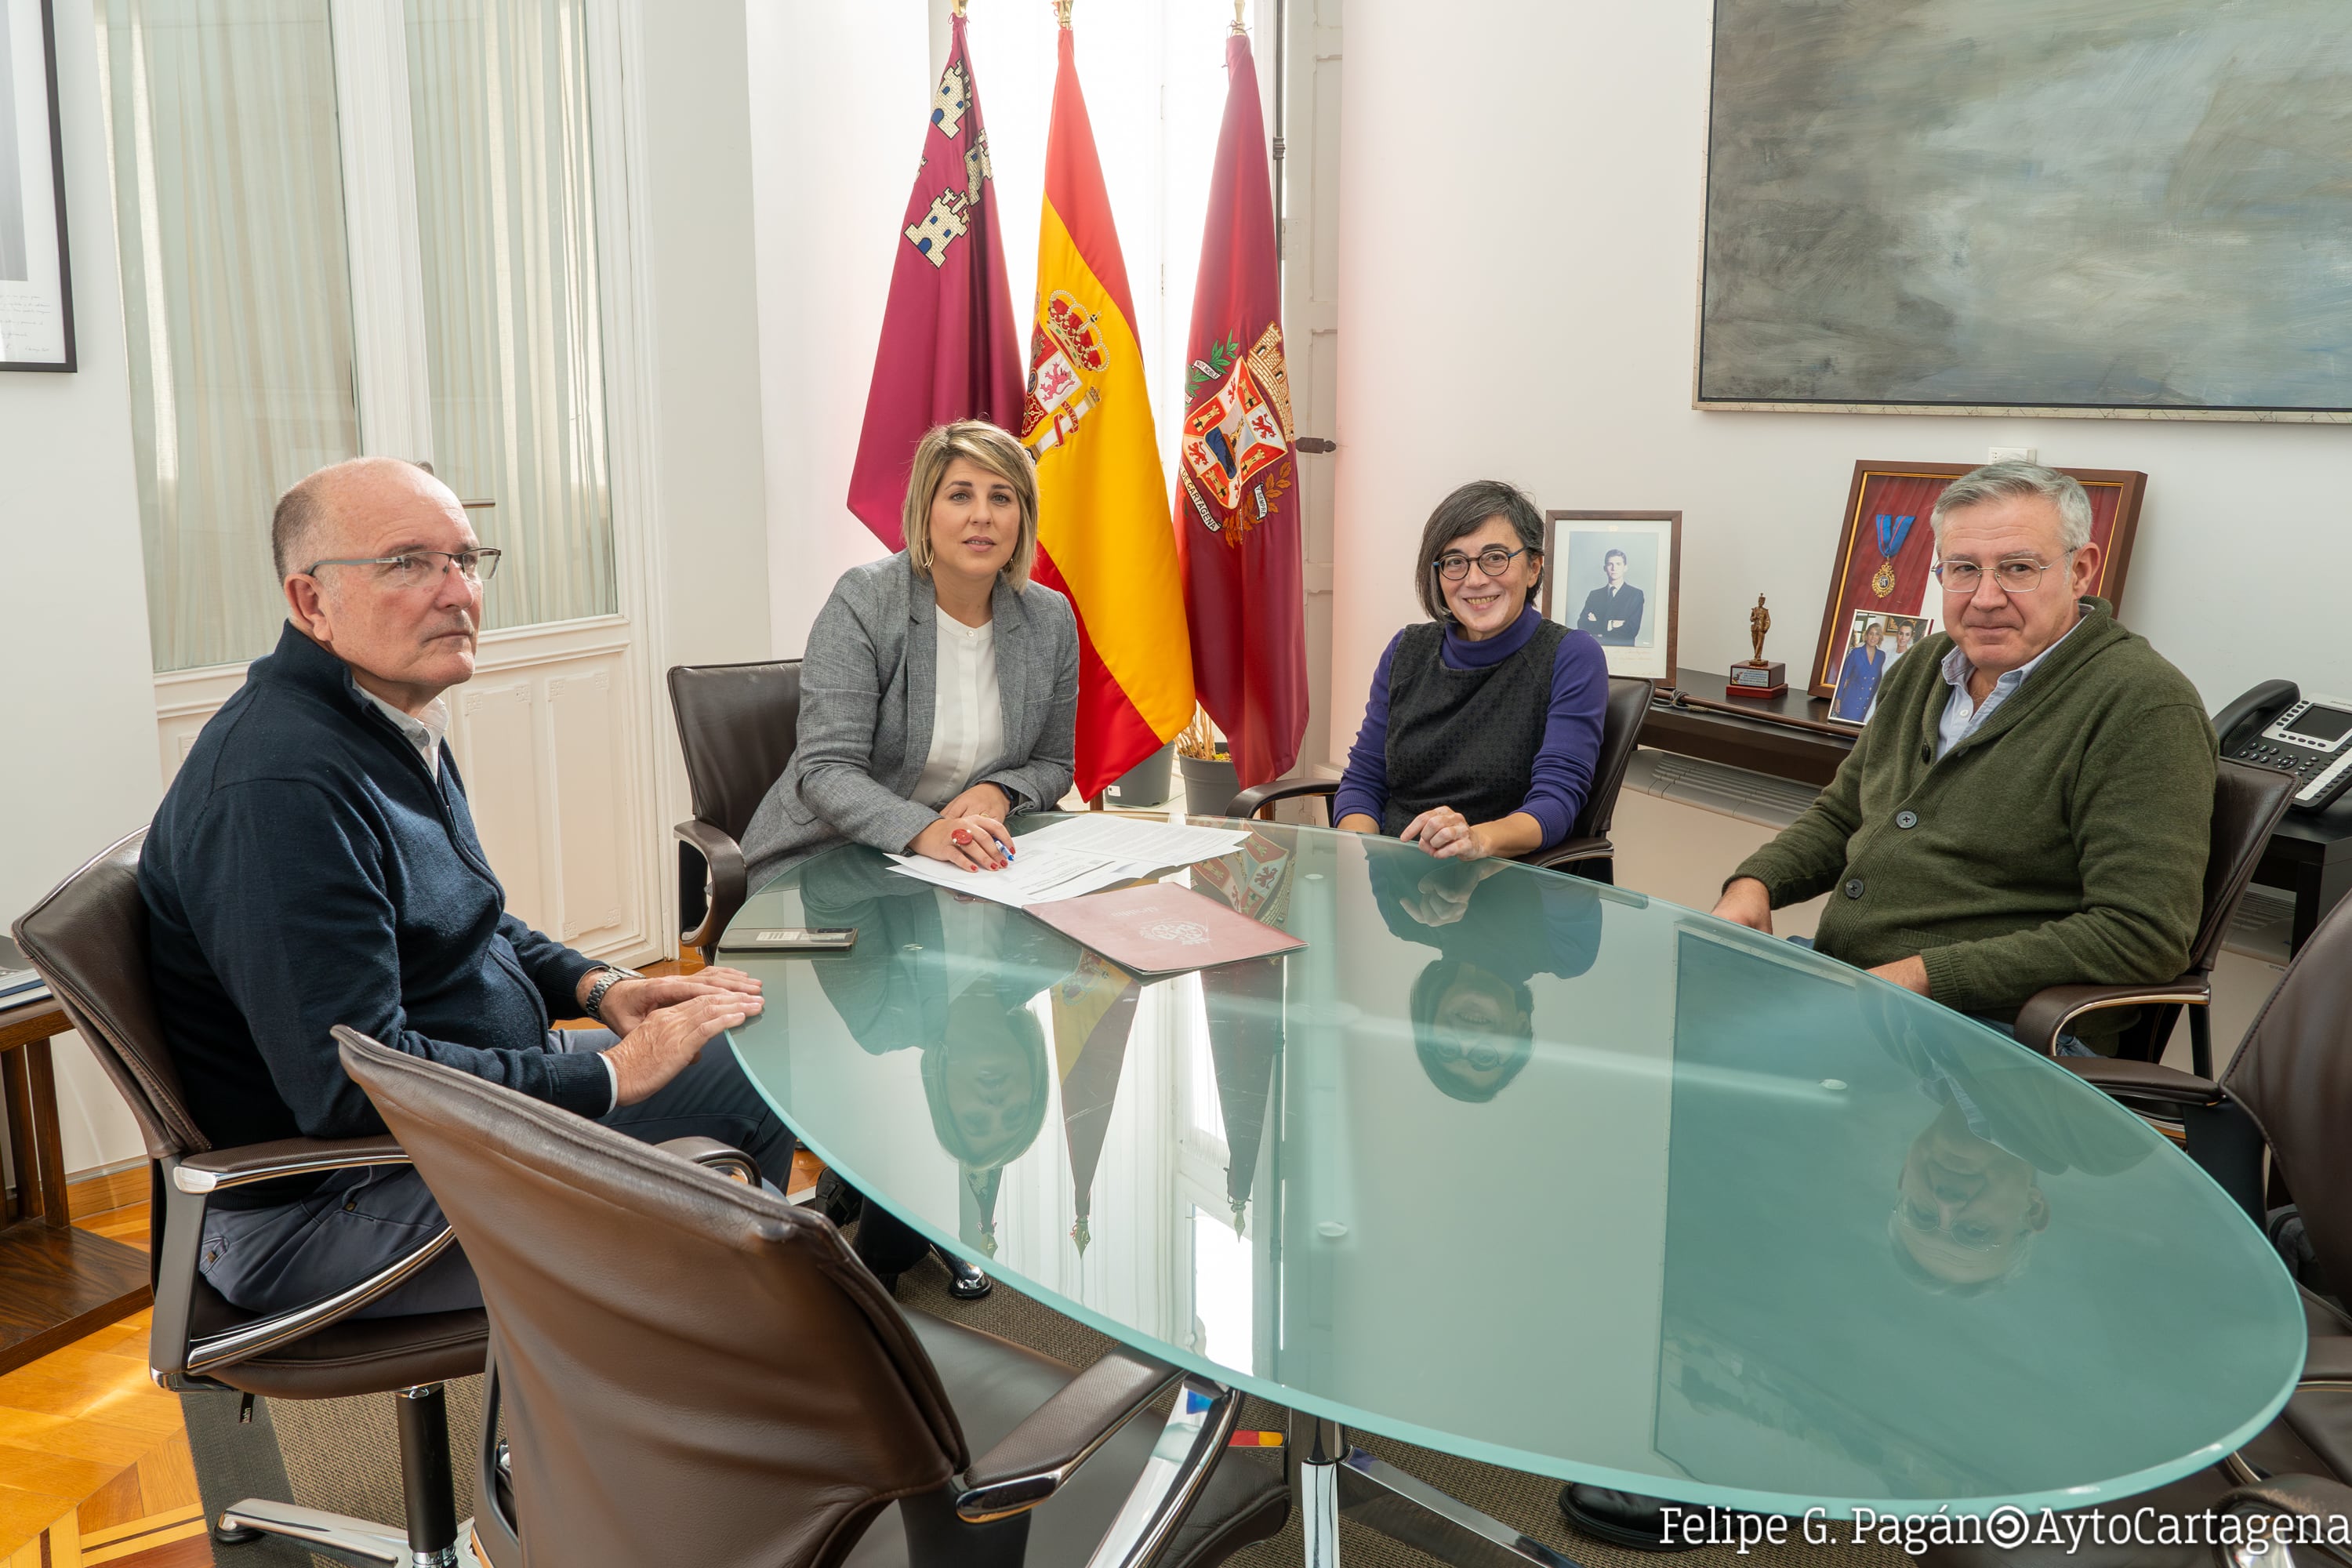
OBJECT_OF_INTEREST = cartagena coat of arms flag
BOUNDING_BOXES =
[1174,24,1307,789]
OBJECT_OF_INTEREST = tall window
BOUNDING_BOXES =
[97,2,360,673]
[408,0,615,632]
[98,0,615,674]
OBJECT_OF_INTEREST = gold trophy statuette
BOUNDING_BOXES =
[1730,593,1787,699]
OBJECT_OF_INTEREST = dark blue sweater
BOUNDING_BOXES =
[140,624,610,1177]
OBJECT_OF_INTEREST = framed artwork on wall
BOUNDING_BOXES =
[1806,463,2145,701]
[0,0,73,371]
[1541,510,1682,684]
[1697,0,2352,422]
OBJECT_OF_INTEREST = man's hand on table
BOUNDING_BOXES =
[589,967,762,1036]
[1710,877,1775,935]
[601,989,764,1106]
[1867,955,1931,996]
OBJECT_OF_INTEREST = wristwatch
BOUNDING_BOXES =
[580,965,642,1025]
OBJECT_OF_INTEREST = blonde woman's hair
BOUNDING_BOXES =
[902,421,1040,590]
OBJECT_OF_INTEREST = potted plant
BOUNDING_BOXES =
[1174,710,1239,818]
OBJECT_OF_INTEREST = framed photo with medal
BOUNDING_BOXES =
[1806,463,2145,701]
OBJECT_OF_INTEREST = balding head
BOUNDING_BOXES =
[278,457,485,713]
[271,458,459,583]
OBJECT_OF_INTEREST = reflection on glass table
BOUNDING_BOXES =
[724,818,2303,1566]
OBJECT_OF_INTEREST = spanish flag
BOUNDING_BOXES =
[1020,15,1193,798]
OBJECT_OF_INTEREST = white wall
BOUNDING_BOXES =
[744,2,919,655]
[0,0,158,1174]
[636,0,775,673]
[1332,0,2352,758]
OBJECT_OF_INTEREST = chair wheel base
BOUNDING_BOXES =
[211,1519,267,1544]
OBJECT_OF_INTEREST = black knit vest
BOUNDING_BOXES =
[1379,619,1566,837]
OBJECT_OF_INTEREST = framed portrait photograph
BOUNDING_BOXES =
[1541,510,1682,683]
[1807,463,2144,699]
[1825,610,1934,726]
[0,0,74,371]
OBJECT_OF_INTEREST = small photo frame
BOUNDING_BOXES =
[0,0,75,371]
[1541,510,1682,683]
[1809,463,2144,699]
[1826,610,1934,726]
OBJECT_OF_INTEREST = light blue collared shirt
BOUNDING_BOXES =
[1934,617,2082,760]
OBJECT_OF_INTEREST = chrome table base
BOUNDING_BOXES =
[1288,1410,1585,1568]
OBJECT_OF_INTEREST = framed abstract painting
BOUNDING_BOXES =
[0,0,73,371]
[1806,463,2144,701]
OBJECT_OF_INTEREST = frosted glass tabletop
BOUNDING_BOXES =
[722,817,2303,1519]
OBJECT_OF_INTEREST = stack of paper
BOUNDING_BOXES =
[883,816,1255,909]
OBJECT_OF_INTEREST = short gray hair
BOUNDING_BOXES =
[1929,461,2092,554]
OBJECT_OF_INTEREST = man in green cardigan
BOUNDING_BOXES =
[1714,462,2214,1050]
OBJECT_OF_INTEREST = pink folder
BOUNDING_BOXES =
[1025,881,1305,977]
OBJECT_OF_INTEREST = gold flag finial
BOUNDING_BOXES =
[953,0,966,13]
[1054,0,1072,27]
[1232,0,1247,33]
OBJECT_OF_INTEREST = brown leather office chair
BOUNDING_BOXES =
[11,830,488,1564]
[670,659,803,961]
[1922,891,2352,1567]
[334,1028,1290,1568]
[2012,758,2296,1071]
[1230,673,1657,882]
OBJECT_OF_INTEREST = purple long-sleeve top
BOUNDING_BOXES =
[1333,607,1609,848]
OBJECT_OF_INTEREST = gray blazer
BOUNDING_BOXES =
[740,554,1080,884]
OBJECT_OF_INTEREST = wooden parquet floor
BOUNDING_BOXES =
[0,1203,210,1567]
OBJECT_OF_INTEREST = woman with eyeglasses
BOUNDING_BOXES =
[1330,481,1608,862]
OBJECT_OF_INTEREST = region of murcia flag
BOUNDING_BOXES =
[1021,10,1193,797]
[846,5,1022,547]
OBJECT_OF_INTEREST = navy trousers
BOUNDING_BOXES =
[197,1030,795,1318]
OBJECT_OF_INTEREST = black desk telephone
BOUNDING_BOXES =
[2214,681,2352,814]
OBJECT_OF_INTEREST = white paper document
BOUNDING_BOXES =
[1011,816,1252,868]
[884,845,1151,908]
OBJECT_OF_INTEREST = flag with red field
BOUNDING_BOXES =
[1173,26,1306,789]
[846,10,1024,547]
[1021,16,1194,797]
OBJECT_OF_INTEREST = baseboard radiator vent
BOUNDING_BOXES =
[1624,750,1824,831]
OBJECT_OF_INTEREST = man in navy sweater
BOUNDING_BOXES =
[141,457,793,1318]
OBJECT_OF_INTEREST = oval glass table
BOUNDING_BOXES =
[722,818,2303,1566]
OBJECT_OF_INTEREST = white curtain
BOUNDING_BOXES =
[406,0,615,632]
[97,0,359,673]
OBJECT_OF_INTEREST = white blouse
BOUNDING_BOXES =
[913,604,1005,809]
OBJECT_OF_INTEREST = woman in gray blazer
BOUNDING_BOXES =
[742,418,1080,887]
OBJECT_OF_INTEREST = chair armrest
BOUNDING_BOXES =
[956,1346,1179,1520]
[155,1137,455,1380]
[2058,1057,2226,1107]
[675,818,747,953]
[1521,835,1613,872]
[2217,1474,2352,1542]
[176,1134,413,1193]
[657,1135,759,1186]
[2013,979,2210,1057]
[1229,778,1337,824]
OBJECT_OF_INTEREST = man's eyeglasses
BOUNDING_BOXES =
[1931,552,2070,594]
[1433,545,1528,581]
[305,548,504,586]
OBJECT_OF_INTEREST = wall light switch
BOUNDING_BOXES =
[1988,445,2037,464]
